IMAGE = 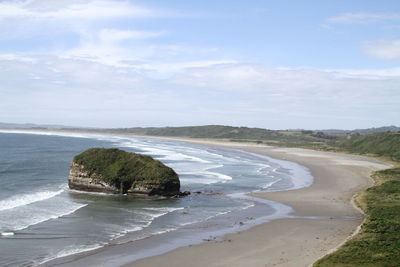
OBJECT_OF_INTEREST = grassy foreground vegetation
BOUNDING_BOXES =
[73,148,179,191]
[314,167,400,266]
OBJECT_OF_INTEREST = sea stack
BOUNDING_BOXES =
[68,148,181,196]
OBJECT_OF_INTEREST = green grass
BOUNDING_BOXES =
[336,132,400,162]
[69,127,399,159]
[66,126,400,168]
[68,127,399,160]
[73,148,179,192]
[101,125,332,144]
[314,167,400,267]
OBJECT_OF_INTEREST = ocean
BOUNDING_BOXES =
[0,131,312,266]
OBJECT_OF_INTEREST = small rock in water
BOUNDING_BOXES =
[175,191,191,197]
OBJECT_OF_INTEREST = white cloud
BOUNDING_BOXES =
[0,0,228,74]
[0,0,156,21]
[325,13,400,61]
[60,28,166,67]
[0,1,398,128]
[137,60,238,74]
[0,53,36,63]
[170,64,342,93]
[327,67,400,79]
[99,29,164,43]
[0,56,399,128]
[62,39,235,73]
[363,40,400,60]
[327,12,400,24]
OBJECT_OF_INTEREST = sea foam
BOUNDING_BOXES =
[0,198,87,232]
[0,189,64,212]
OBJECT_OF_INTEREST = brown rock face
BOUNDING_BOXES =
[68,162,120,194]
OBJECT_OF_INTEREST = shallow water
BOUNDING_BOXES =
[0,131,312,266]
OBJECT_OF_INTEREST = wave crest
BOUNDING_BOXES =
[0,189,64,212]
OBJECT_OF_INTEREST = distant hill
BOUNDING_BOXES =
[104,125,333,144]
[108,125,277,139]
[321,125,400,135]
[1,122,398,136]
[352,125,400,134]
[96,125,400,161]
[1,122,399,161]
[336,132,400,161]
[0,122,74,129]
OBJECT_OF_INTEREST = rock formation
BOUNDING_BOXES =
[68,148,181,196]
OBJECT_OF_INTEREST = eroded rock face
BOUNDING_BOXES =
[68,148,181,196]
[68,162,120,194]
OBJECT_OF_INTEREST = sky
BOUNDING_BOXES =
[0,0,399,130]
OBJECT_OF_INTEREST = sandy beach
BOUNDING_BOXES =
[0,130,391,267]
[124,138,390,267]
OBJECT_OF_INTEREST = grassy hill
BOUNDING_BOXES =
[108,125,287,139]
[321,125,400,135]
[104,126,400,160]
[103,125,336,147]
[336,132,400,162]
[111,126,400,162]
[2,123,399,160]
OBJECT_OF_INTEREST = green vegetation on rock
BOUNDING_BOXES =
[72,148,180,195]
[314,167,400,266]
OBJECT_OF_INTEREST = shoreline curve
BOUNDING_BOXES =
[124,137,390,267]
[0,130,391,266]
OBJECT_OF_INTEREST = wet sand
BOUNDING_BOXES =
[126,139,390,267]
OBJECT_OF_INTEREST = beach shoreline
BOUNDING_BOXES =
[0,130,392,266]
[121,136,390,267]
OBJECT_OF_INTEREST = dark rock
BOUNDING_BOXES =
[180,191,191,196]
[171,191,191,198]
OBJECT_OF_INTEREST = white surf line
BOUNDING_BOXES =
[0,232,14,236]
[231,149,314,191]
[0,189,64,212]
[7,203,88,232]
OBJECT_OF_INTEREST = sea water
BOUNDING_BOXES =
[0,131,312,266]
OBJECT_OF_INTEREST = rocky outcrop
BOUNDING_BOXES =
[68,148,181,196]
[68,162,121,194]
